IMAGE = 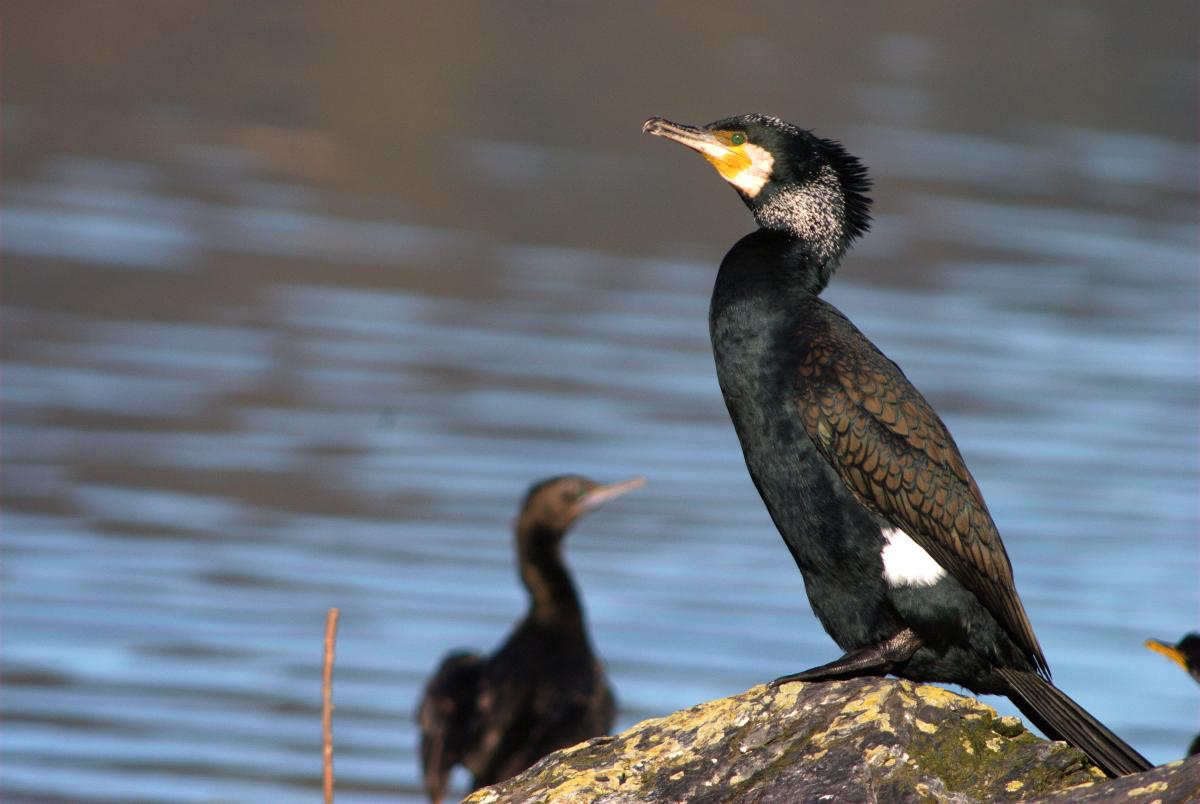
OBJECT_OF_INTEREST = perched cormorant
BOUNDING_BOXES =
[644,113,1152,777]
[416,474,643,802]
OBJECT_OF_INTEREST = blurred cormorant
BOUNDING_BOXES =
[1147,633,1200,756]
[1147,633,1200,684]
[417,474,643,802]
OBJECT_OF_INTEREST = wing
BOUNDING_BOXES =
[472,657,610,785]
[467,637,614,786]
[417,651,484,803]
[795,304,1048,676]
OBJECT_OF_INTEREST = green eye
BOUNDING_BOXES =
[730,132,747,146]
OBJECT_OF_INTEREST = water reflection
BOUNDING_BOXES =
[3,5,1198,802]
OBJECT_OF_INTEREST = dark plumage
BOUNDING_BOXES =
[416,474,643,803]
[644,113,1151,777]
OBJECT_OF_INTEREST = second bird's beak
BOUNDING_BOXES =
[643,116,752,178]
[573,476,646,517]
[1145,639,1188,671]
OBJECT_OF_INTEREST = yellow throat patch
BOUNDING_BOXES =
[702,133,774,197]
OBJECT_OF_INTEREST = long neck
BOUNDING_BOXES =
[752,167,853,282]
[709,227,836,482]
[712,229,827,318]
[516,524,584,628]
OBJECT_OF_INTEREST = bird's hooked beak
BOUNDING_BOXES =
[643,116,770,197]
[643,116,715,147]
[643,116,750,174]
[572,475,646,518]
[1145,638,1188,671]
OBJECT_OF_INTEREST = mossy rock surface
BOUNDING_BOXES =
[463,677,1200,803]
[1029,755,1199,803]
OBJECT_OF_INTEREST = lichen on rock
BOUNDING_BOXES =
[463,677,1199,803]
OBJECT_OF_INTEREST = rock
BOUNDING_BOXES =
[1029,755,1200,803]
[463,677,1200,803]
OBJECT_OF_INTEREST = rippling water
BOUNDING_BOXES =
[3,5,1198,802]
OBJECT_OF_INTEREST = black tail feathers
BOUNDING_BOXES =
[998,667,1152,777]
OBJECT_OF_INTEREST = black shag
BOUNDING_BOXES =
[417,474,643,802]
[644,113,1152,777]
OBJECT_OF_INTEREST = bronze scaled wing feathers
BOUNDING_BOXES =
[795,311,1048,677]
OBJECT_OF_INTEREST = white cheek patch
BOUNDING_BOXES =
[727,142,774,197]
[881,527,947,587]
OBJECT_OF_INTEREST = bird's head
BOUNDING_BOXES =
[519,474,645,538]
[643,114,872,270]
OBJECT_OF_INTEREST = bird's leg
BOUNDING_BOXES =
[771,627,922,685]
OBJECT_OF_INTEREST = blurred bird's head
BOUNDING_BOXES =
[518,474,645,538]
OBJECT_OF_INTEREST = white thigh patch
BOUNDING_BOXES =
[881,527,946,587]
